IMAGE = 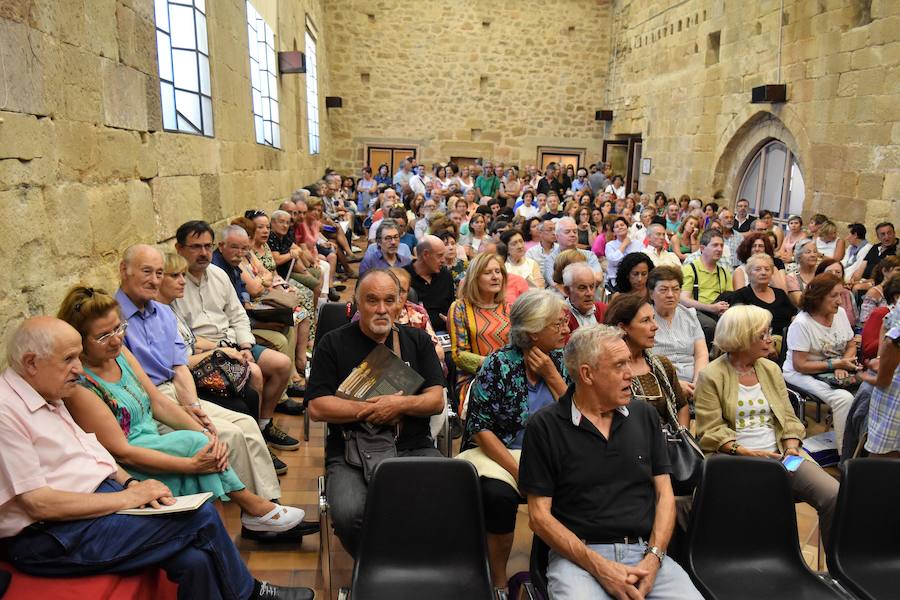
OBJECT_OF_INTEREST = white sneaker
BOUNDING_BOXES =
[351,245,363,253]
[241,504,305,532]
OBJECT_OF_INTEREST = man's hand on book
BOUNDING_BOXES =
[356,394,405,424]
[126,479,176,510]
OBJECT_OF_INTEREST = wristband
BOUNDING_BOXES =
[123,477,139,489]
[827,359,834,371]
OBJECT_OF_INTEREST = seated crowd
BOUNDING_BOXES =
[2,157,899,600]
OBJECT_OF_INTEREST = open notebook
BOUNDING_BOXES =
[117,492,213,516]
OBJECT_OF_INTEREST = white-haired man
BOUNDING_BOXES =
[542,217,604,288]
[520,325,702,600]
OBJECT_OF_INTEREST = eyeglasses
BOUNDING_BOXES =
[185,243,213,252]
[551,318,570,333]
[381,234,400,242]
[758,328,774,342]
[94,321,128,344]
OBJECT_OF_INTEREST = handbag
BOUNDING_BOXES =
[814,372,860,392]
[647,354,705,496]
[191,349,251,399]
[341,329,403,482]
[261,286,302,309]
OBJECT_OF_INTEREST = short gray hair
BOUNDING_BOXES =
[291,188,310,202]
[555,216,576,236]
[376,219,399,241]
[563,324,624,377]
[562,262,595,288]
[221,224,250,242]
[6,321,56,372]
[271,209,291,222]
[509,290,567,349]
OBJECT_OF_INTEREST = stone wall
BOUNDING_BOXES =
[605,0,899,226]
[324,0,612,171]
[0,0,331,345]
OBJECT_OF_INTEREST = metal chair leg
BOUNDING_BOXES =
[318,475,333,600]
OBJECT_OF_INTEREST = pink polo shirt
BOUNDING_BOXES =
[0,368,117,537]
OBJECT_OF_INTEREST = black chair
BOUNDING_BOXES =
[827,458,900,600]
[525,535,550,600]
[304,302,354,441]
[686,456,850,600]
[344,457,493,600]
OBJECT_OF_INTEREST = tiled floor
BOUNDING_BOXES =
[219,256,835,599]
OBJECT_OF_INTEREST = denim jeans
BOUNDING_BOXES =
[326,445,442,557]
[548,542,702,600]
[5,479,254,600]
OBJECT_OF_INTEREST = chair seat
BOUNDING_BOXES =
[354,572,493,600]
[841,560,900,600]
[695,564,843,600]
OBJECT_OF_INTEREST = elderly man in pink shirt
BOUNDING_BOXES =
[0,317,312,600]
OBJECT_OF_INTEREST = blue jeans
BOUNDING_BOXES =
[548,542,702,600]
[5,479,254,600]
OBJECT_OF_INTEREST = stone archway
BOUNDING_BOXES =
[711,107,811,212]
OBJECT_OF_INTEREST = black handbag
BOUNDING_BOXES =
[190,349,251,399]
[343,425,398,483]
[647,354,705,496]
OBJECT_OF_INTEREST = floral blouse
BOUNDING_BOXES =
[461,344,569,451]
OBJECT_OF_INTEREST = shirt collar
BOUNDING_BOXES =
[115,288,156,319]
[570,394,629,426]
[2,368,56,412]
[567,298,594,318]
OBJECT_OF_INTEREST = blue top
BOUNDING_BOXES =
[359,243,412,275]
[115,289,186,385]
[400,232,417,253]
[509,379,555,449]
[211,249,249,303]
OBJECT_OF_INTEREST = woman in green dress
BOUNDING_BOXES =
[58,286,304,535]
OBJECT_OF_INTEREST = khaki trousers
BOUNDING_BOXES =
[156,381,281,501]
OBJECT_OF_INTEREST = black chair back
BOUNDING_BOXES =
[350,457,493,600]
[314,302,354,350]
[406,285,419,305]
[687,455,844,599]
[827,458,900,600]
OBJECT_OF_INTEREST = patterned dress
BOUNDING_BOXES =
[448,299,511,415]
[80,354,245,499]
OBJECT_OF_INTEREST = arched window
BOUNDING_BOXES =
[737,140,804,219]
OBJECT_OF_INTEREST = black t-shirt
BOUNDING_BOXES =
[404,264,455,331]
[537,177,563,198]
[268,233,294,279]
[306,322,446,459]
[734,215,756,233]
[731,285,797,334]
[542,210,565,221]
[519,389,671,541]
[862,241,898,279]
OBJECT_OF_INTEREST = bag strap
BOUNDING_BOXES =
[646,352,683,431]
[690,262,700,301]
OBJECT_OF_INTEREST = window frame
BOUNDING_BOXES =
[736,139,805,221]
[246,1,281,148]
[305,26,320,155]
[154,0,214,137]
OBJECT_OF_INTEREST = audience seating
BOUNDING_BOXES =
[523,535,550,600]
[827,458,900,600]
[340,457,493,599]
[686,456,851,600]
[0,561,177,600]
[305,302,354,441]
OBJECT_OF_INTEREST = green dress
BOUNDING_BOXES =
[80,354,245,500]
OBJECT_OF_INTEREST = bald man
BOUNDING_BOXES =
[0,317,313,600]
[115,245,289,503]
[405,235,455,329]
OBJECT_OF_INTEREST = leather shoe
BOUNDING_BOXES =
[327,289,341,302]
[276,397,305,412]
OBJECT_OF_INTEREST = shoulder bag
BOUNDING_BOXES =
[648,353,705,496]
[342,329,402,482]
[191,349,251,399]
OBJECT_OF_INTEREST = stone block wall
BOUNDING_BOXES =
[605,0,899,227]
[0,0,331,344]
[323,0,612,171]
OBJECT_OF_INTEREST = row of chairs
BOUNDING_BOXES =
[321,456,898,600]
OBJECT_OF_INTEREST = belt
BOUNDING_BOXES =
[583,536,645,546]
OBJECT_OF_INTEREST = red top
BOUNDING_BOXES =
[861,305,890,362]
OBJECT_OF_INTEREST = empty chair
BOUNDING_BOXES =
[346,457,493,600]
[687,456,849,600]
[827,458,900,600]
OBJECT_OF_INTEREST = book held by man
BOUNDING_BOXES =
[337,343,424,402]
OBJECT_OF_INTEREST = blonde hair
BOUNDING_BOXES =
[745,252,774,271]
[552,248,587,285]
[163,252,188,274]
[460,253,507,305]
[819,221,837,239]
[714,305,773,353]
[56,286,120,339]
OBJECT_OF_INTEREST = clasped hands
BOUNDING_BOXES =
[356,393,406,425]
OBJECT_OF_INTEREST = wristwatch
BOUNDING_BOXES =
[645,545,665,565]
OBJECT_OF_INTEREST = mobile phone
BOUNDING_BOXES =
[782,454,803,472]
